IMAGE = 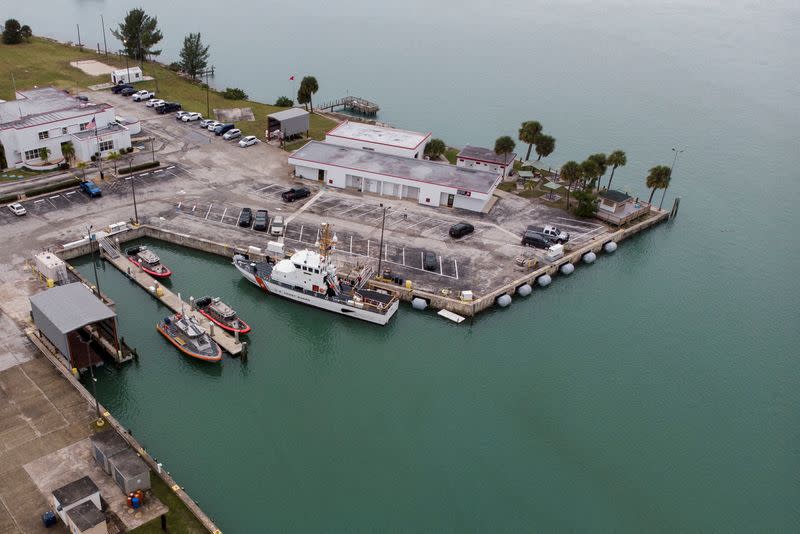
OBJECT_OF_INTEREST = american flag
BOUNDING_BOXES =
[87,116,96,130]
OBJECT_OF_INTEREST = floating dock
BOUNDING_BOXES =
[317,96,380,116]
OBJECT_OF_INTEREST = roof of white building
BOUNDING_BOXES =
[326,120,430,150]
[290,141,500,194]
[457,145,517,166]
[0,87,110,130]
[268,108,309,121]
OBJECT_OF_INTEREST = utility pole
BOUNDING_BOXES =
[661,147,685,209]
[129,157,139,224]
[150,137,155,162]
[377,204,387,278]
[76,24,82,49]
[85,341,101,419]
[87,225,101,296]
[100,15,108,56]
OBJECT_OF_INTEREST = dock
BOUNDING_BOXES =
[97,237,243,356]
[317,96,380,116]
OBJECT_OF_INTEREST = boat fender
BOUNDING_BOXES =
[517,284,532,296]
[560,263,575,275]
[411,298,427,310]
[583,251,597,264]
[497,294,512,307]
[537,274,552,287]
[603,241,618,253]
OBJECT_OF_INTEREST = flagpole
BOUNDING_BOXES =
[94,116,104,180]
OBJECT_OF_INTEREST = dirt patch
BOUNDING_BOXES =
[69,60,116,76]
[213,107,255,122]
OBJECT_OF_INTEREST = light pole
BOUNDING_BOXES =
[129,156,139,224]
[661,147,685,209]
[121,46,131,86]
[100,14,108,56]
[377,204,387,278]
[87,225,101,296]
[80,336,101,419]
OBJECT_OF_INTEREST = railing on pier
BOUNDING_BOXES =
[98,236,121,259]
[316,96,380,115]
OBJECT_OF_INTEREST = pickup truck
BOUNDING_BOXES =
[79,180,102,198]
[525,224,569,243]
[132,90,155,102]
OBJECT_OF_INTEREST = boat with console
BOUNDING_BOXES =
[195,296,251,334]
[156,312,222,362]
[126,245,172,278]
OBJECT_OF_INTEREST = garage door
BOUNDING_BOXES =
[402,185,420,200]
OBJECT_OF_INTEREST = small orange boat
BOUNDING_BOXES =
[156,313,221,362]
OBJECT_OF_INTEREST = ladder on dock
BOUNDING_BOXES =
[98,237,121,259]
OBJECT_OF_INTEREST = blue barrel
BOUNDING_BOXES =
[42,511,57,527]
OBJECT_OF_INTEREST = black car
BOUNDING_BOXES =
[423,251,438,271]
[214,123,235,136]
[253,209,269,231]
[111,84,133,94]
[281,187,311,202]
[157,102,182,114]
[120,87,136,96]
[238,207,253,228]
[448,222,474,238]
[521,231,553,249]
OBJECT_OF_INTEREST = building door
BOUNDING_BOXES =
[447,194,454,207]
[317,169,324,181]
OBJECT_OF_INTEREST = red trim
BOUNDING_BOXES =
[156,323,222,362]
[198,309,252,334]
[255,276,269,292]
[326,120,432,151]
[457,153,516,167]
[1,105,112,131]
[127,256,173,278]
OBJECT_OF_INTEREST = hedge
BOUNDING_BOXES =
[119,161,160,174]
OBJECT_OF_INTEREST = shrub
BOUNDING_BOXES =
[168,62,181,72]
[119,161,160,174]
[222,87,247,100]
[275,96,293,107]
[90,155,97,162]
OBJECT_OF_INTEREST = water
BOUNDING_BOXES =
[17,0,800,531]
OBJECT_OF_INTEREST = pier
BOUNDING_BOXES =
[317,96,380,115]
[96,237,244,356]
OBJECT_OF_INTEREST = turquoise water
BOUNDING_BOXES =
[16,0,800,531]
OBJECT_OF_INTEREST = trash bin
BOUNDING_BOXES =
[41,511,57,527]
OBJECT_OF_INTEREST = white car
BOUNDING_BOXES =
[269,215,284,236]
[207,121,222,131]
[147,99,165,108]
[175,111,189,120]
[182,112,202,122]
[132,90,155,102]
[199,119,215,128]
[239,135,258,147]
[8,202,26,216]
[222,128,241,140]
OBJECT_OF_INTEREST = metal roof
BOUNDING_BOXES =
[326,120,430,150]
[66,501,105,530]
[90,429,130,456]
[290,141,500,194]
[52,476,99,506]
[600,189,632,203]
[457,145,516,166]
[268,108,309,121]
[109,448,149,478]
[0,87,109,129]
[29,283,115,335]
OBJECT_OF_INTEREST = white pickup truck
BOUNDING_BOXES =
[525,224,570,243]
[132,90,155,102]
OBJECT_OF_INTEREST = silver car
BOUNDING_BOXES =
[222,128,241,140]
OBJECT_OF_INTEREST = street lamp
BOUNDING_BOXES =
[661,147,685,209]
[87,225,101,296]
[128,156,139,224]
[377,203,388,278]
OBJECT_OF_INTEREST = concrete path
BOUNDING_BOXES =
[285,189,325,225]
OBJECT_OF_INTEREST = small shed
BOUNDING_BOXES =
[457,145,517,178]
[267,108,309,139]
[598,189,632,212]
[29,283,119,369]
[109,449,151,494]
[52,476,101,524]
[91,429,130,474]
[66,500,107,534]
[111,67,143,85]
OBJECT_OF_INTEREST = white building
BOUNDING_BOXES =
[288,141,501,211]
[0,87,132,169]
[325,120,431,159]
[457,145,517,178]
[111,66,143,85]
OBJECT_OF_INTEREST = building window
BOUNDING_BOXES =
[38,131,49,140]
[99,140,114,152]
[61,127,68,135]
[80,122,88,131]
[24,149,42,160]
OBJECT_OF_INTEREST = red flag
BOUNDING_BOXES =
[289,75,294,81]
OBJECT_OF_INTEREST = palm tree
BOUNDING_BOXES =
[494,136,516,176]
[534,134,556,160]
[107,151,120,175]
[298,76,319,112]
[40,147,51,163]
[523,179,536,193]
[560,160,581,208]
[518,121,542,161]
[646,165,671,203]
[587,153,607,190]
[61,141,75,166]
[77,161,88,180]
[605,150,627,191]
[579,159,601,190]
[424,138,446,160]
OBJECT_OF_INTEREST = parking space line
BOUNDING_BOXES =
[167,165,175,170]
[454,259,459,279]
[205,204,213,219]
[439,255,443,275]
[220,207,228,222]
[140,173,150,177]
[154,169,163,174]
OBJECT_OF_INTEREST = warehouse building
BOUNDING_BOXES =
[288,141,501,211]
[0,87,132,169]
[456,145,517,178]
[267,108,309,141]
[325,120,431,159]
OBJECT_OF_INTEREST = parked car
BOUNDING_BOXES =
[449,222,474,238]
[521,231,554,249]
[253,209,269,231]
[79,180,102,198]
[157,102,182,114]
[269,215,285,236]
[111,83,133,94]
[206,121,223,131]
[423,251,438,271]
[214,123,235,136]
[146,98,165,108]
[8,202,26,216]
[223,128,241,140]
[199,119,215,128]
[238,207,253,228]
[75,95,89,102]
[281,187,311,202]
[182,112,202,122]
[175,110,189,120]
[132,90,155,102]
[120,87,136,96]
[526,224,570,243]
[239,135,258,147]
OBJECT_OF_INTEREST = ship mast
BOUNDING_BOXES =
[318,222,336,264]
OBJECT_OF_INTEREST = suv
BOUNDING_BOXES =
[423,251,438,271]
[214,123,235,136]
[449,222,474,238]
[281,187,311,202]
[157,102,182,114]
[111,83,133,94]
[526,224,570,243]
[238,207,253,228]
[521,231,553,249]
[269,215,285,236]
[120,87,136,96]
[253,209,269,231]
[79,180,102,198]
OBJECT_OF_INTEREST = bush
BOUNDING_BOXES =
[119,161,160,174]
[275,96,293,107]
[168,62,181,72]
[222,87,247,100]
[90,155,97,162]
[58,162,69,170]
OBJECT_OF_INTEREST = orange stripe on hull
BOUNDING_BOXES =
[155,323,222,362]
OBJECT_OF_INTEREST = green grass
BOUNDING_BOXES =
[0,167,50,181]
[0,37,337,144]
[496,181,517,192]
[129,475,207,534]
[444,147,459,165]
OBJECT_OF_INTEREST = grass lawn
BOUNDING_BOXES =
[0,167,52,181]
[0,38,337,146]
[129,475,207,534]
[444,147,459,165]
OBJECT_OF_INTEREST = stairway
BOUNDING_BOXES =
[97,237,120,259]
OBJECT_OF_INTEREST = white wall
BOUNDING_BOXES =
[457,157,511,178]
[324,135,425,159]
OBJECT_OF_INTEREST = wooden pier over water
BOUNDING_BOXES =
[97,237,244,356]
[317,96,380,115]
